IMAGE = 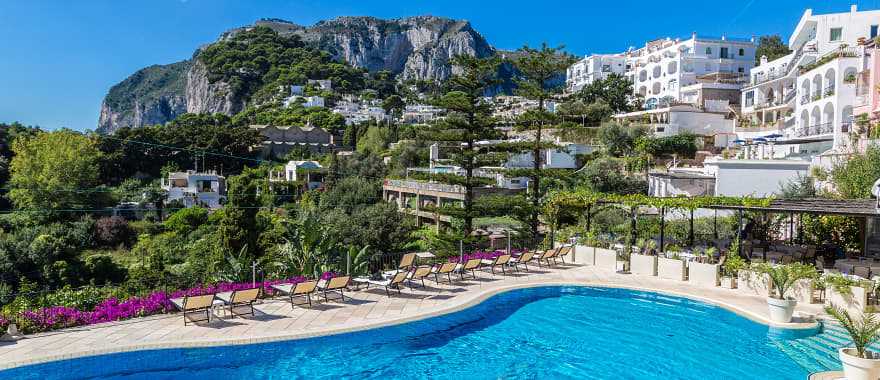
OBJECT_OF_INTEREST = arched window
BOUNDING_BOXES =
[738,48,745,56]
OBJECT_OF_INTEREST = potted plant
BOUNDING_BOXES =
[825,305,880,380]
[690,247,721,287]
[658,250,687,281]
[616,246,631,273]
[721,252,745,289]
[594,236,619,271]
[825,273,873,314]
[753,263,816,323]
[631,240,658,276]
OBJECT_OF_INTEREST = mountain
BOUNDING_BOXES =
[97,16,495,134]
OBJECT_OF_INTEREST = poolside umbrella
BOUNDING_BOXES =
[753,137,767,143]
[733,139,746,144]
[763,133,783,139]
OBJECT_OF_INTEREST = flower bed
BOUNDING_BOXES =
[1,276,308,335]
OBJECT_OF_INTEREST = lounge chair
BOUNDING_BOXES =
[536,248,560,267]
[556,246,572,264]
[215,288,260,318]
[384,252,417,277]
[509,251,536,272]
[431,262,458,284]
[481,254,512,275]
[319,276,351,302]
[366,271,409,296]
[272,280,318,308]
[456,258,483,280]
[408,266,432,288]
[170,293,216,325]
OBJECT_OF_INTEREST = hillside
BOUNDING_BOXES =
[97,15,495,133]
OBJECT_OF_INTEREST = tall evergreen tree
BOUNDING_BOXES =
[509,44,576,244]
[423,55,503,236]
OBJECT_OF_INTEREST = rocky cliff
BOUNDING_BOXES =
[97,61,190,134]
[98,16,496,133]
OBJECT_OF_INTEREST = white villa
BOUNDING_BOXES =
[739,5,880,158]
[566,54,627,92]
[572,34,756,140]
[161,170,226,209]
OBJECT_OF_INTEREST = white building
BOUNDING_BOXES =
[284,95,325,108]
[307,79,332,92]
[332,101,389,125]
[628,34,755,109]
[402,104,445,124]
[614,104,736,141]
[161,170,226,209]
[740,5,880,152]
[272,160,325,190]
[566,54,627,92]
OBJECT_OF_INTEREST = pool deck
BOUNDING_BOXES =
[0,263,827,370]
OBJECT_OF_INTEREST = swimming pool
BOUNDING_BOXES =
[0,286,840,379]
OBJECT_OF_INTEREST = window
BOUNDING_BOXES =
[738,48,745,56]
[872,25,879,39]
[601,64,611,72]
[705,47,712,55]
[738,67,745,73]
[720,47,729,59]
[830,27,843,42]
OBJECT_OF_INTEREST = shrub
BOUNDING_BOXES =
[83,254,127,285]
[163,206,209,234]
[94,216,133,247]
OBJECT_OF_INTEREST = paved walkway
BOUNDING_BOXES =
[0,263,825,370]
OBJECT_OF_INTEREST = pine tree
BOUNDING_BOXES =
[422,55,503,236]
[508,44,576,244]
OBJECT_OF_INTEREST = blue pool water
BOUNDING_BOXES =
[0,286,844,379]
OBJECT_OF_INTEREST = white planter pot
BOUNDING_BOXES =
[595,248,618,271]
[573,245,596,265]
[826,286,869,315]
[658,257,687,281]
[737,270,773,297]
[630,254,658,276]
[616,260,630,273]
[767,297,797,323]
[840,348,880,380]
[790,279,815,304]
[720,276,737,289]
[689,262,720,287]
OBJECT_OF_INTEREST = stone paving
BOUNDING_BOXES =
[0,263,826,370]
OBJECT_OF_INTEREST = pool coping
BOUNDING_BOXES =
[0,278,820,370]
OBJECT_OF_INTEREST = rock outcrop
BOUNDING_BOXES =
[98,15,496,132]
[97,61,190,134]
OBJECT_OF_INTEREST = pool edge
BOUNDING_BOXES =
[0,280,820,370]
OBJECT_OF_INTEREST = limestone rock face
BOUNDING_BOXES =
[96,61,190,134]
[97,16,495,132]
[184,59,245,116]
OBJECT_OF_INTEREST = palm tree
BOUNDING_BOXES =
[826,305,880,359]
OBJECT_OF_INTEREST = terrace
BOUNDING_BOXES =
[0,264,824,371]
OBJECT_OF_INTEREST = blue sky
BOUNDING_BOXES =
[1,0,878,131]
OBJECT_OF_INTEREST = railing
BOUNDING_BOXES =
[824,85,835,97]
[385,179,464,194]
[795,122,834,137]
[784,90,797,104]
[800,95,810,105]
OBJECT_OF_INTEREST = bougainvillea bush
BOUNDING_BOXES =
[2,276,309,334]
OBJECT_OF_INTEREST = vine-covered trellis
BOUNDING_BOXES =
[544,188,773,253]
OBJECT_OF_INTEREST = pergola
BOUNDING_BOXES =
[707,198,880,257]
[548,190,879,257]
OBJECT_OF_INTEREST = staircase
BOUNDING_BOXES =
[772,320,880,375]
